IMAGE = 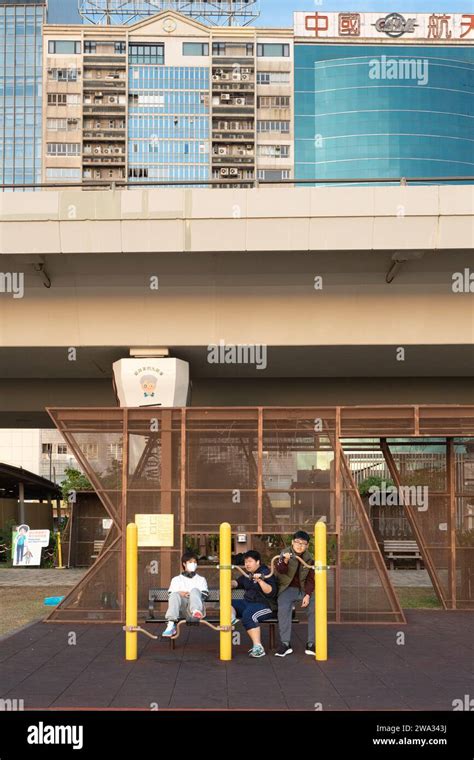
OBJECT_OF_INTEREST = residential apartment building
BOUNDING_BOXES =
[42,11,294,187]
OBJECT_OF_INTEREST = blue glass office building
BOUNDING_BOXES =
[0,0,46,190]
[295,44,474,181]
[128,50,210,184]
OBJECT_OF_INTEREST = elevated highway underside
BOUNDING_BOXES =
[0,186,472,425]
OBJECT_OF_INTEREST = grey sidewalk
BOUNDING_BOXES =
[0,569,87,587]
[0,567,432,587]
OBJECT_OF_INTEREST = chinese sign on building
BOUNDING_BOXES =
[294,12,474,42]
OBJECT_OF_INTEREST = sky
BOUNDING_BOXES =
[47,0,474,27]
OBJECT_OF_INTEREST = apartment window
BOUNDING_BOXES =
[115,41,126,54]
[47,143,81,156]
[183,42,209,56]
[84,41,97,54]
[129,43,164,65]
[48,68,78,81]
[212,42,253,56]
[129,168,149,178]
[47,94,80,106]
[47,118,79,131]
[256,71,290,84]
[42,443,52,457]
[48,93,67,106]
[48,40,81,55]
[46,167,81,179]
[257,43,289,57]
[108,442,123,459]
[80,443,99,459]
[257,144,290,158]
[257,120,290,133]
[129,94,164,106]
[57,444,68,455]
[257,96,290,108]
[258,169,291,181]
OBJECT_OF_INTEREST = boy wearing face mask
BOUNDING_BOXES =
[162,551,209,638]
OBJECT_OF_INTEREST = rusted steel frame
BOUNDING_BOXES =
[380,438,448,610]
[447,438,457,609]
[339,453,405,623]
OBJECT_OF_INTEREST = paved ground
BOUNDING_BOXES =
[0,569,87,587]
[0,611,471,710]
[389,570,432,587]
[0,568,431,587]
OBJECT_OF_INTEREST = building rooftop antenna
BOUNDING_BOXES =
[78,0,261,27]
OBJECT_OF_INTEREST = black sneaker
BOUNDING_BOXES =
[305,642,315,655]
[275,642,293,657]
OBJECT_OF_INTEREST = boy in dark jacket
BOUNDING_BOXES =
[231,549,277,658]
[274,530,315,657]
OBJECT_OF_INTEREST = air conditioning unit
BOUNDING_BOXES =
[113,148,121,154]
[67,118,78,124]
[216,68,224,76]
[212,74,220,81]
[234,97,246,106]
[103,148,110,154]
[95,122,101,128]
[237,148,245,156]
[232,72,241,81]
[241,74,249,81]
[218,147,228,156]
[108,97,117,104]
[221,73,230,81]
[246,144,253,151]
[220,94,231,102]
[229,168,239,176]
[220,168,229,176]
[93,147,101,154]
[96,91,103,97]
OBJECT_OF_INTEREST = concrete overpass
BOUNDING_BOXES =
[0,185,473,425]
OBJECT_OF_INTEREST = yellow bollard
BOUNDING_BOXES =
[219,522,232,661]
[56,531,64,569]
[314,521,328,661]
[125,523,138,661]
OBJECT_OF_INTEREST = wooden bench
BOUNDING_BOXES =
[384,540,423,570]
[91,540,105,560]
[147,587,299,651]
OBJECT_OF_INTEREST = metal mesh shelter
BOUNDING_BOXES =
[45,406,474,624]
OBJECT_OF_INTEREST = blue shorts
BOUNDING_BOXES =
[232,599,274,630]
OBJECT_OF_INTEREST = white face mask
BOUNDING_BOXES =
[186,562,197,573]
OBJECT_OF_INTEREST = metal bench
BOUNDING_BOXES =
[384,539,423,570]
[147,587,299,650]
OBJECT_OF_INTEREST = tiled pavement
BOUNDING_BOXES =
[0,611,471,710]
